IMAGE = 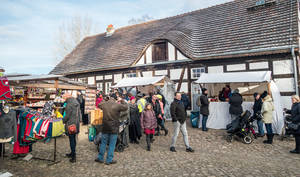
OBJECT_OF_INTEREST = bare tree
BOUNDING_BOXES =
[128,14,154,25]
[53,16,95,64]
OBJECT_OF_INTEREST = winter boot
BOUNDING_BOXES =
[164,129,168,136]
[290,135,300,154]
[263,134,272,144]
[69,155,76,163]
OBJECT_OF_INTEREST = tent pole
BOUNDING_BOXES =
[267,82,272,98]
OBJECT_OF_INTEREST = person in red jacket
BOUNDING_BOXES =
[140,103,157,151]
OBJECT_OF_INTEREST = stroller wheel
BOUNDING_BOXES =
[226,135,233,143]
[243,136,253,144]
[116,144,124,152]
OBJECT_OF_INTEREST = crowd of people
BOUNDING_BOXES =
[60,86,300,165]
[197,86,300,153]
[91,90,194,165]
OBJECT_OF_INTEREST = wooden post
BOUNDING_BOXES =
[54,79,59,89]
[187,64,192,101]
[177,67,186,92]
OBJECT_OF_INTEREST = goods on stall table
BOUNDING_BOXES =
[90,109,103,125]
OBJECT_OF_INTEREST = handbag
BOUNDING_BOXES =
[68,124,77,135]
[255,112,263,121]
[287,122,300,131]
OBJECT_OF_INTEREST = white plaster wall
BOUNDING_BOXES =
[177,50,188,60]
[208,66,223,73]
[146,45,152,64]
[155,70,168,76]
[170,68,187,80]
[274,78,295,92]
[114,74,122,83]
[249,62,269,70]
[88,77,95,85]
[136,55,145,65]
[281,96,292,109]
[105,75,112,80]
[96,76,103,80]
[175,82,188,93]
[168,42,175,61]
[273,60,294,75]
[227,64,246,71]
[142,71,153,77]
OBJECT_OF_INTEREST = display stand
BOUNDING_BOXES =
[32,137,60,166]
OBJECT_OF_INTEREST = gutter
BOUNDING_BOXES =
[291,47,299,95]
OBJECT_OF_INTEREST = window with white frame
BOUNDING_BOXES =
[78,77,88,84]
[192,67,205,79]
[126,73,137,78]
[97,83,103,91]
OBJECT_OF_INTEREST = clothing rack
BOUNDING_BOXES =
[32,137,60,166]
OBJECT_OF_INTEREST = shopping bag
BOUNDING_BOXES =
[88,126,96,142]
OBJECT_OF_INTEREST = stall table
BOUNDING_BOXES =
[199,102,254,129]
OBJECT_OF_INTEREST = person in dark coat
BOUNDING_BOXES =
[218,88,226,102]
[95,97,128,165]
[285,95,300,154]
[63,94,81,163]
[253,93,264,137]
[197,88,209,131]
[229,89,243,121]
[150,95,164,136]
[76,91,85,122]
[128,96,142,144]
[170,92,194,153]
[181,92,190,110]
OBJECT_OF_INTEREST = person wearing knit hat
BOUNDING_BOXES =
[197,88,209,131]
[253,92,264,137]
[261,93,274,144]
[229,88,243,121]
[128,96,142,144]
[155,94,168,136]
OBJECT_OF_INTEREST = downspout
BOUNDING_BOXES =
[291,47,299,95]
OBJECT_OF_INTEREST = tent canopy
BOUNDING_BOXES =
[195,71,272,84]
[111,76,169,88]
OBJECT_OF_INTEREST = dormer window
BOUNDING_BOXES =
[152,41,168,63]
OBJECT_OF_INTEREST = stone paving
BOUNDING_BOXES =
[1,120,300,177]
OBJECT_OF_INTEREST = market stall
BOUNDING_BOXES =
[112,76,175,120]
[4,74,96,164]
[193,71,284,134]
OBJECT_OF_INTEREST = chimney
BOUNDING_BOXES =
[105,24,115,37]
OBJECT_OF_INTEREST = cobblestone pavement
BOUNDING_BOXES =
[1,121,300,177]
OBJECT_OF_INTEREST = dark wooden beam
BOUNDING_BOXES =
[187,64,192,100]
[177,67,186,92]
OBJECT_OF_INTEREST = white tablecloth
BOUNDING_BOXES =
[198,102,254,129]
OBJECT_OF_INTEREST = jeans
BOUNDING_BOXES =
[68,134,76,157]
[202,115,208,131]
[98,134,118,163]
[170,121,190,148]
[257,119,264,135]
[265,123,273,135]
[156,118,166,132]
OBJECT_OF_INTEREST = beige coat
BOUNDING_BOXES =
[261,95,274,124]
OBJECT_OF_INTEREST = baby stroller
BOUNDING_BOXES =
[94,120,129,152]
[226,110,256,144]
[280,112,294,140]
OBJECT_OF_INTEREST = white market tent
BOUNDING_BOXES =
[195,71,272,84]
[111,76,169,88]
[194,71,284,134]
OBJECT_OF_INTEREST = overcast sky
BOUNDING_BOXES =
[0,0,232,75]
